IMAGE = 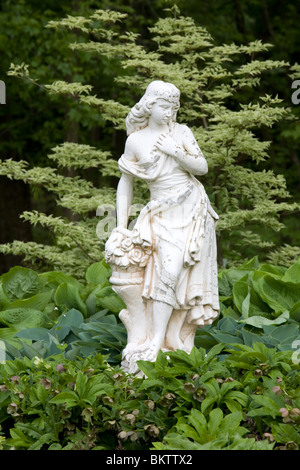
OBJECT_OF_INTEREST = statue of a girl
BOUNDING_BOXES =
[105,80,219,374]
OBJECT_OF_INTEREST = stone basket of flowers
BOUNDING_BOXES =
[105,228,152,354]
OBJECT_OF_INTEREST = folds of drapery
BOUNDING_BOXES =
[117,125,219,325]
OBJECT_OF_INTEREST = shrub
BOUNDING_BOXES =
[0,261,126,363]
[1,8,299,274]
[0,343,299,450]
[0,258,299,450]
[1,257,299,364]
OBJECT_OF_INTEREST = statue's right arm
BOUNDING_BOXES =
[116,136,136,229]
[117,173,134,229]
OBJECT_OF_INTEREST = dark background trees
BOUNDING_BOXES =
[0,0,299,274]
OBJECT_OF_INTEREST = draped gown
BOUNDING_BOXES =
[118,122,219,346]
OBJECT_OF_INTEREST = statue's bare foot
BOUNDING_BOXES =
[139,342,161,363]
[121,341,152,374]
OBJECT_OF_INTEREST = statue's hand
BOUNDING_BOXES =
[113,226,132,237]
[155,133,180,158]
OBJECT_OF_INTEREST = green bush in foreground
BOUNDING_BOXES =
[0,343,299,450]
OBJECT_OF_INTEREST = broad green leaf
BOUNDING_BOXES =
[0,308,48,328]
[262,323,300,350]
[189,346,207,366]
[233,281,271,318]
[87,378,114,399]
[35,384,50,406]
[155,350,168,372]
[290,301,300,322]
[15,327,50,341]
[218,272,232,296]
[0,282,11,308]
[20,341,47,360]
[75,371,88,399]
[136,360,157,379]
[257,263,286,277]
[209,331,243,345]
[85,261,111,284]
[220,305,240,320]
[50,391,79,407]
[28,433,56,451]
[201,395,218,414]
[54,282,87,317]
[282,259,300,284]
[205,342,226,361]
[8,428,33,449]
[225,390,248,407]
[218,268,251,290]
[241,328,266,347]
[39,271,82,290]
[252,272,300,312]
[175,423,202,442]
[4,290,54,312]
[1,266,43,301]
[248,394,283,419]
[0,327,22,348]
[153,436,200,450]
[188,408,208,437]
[1,341,22,360]
[271,423,300,445]
[139,379,169,390]
[94,287,125,313]
[239,310,289,328]
[220,411,243,434]
[56,308,84,328]
[241,292,250,318]
[215,317,242,334]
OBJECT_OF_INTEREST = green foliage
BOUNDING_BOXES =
[1,257,299,365]
[218,255,300,321]
[0,341,298,450]
[196,256,300,351]
[0,1,299,450]
[0,7,299,274]
[153,408,273,450]
[0,258,299,450]
[0,261,126,362]
[150,343,300,450]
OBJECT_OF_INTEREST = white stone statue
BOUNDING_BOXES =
[105,80,219,374]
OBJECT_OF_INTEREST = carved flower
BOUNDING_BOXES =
[105,228,152,269]
[128,246,144,264]
[121,237,134,252]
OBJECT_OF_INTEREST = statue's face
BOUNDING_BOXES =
[150,98,174,126]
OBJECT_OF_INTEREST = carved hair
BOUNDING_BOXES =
[125,80,180,135]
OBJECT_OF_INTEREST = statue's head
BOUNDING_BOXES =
[126,80,180,135]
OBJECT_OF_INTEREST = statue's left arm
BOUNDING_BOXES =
[155,125,208,176]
